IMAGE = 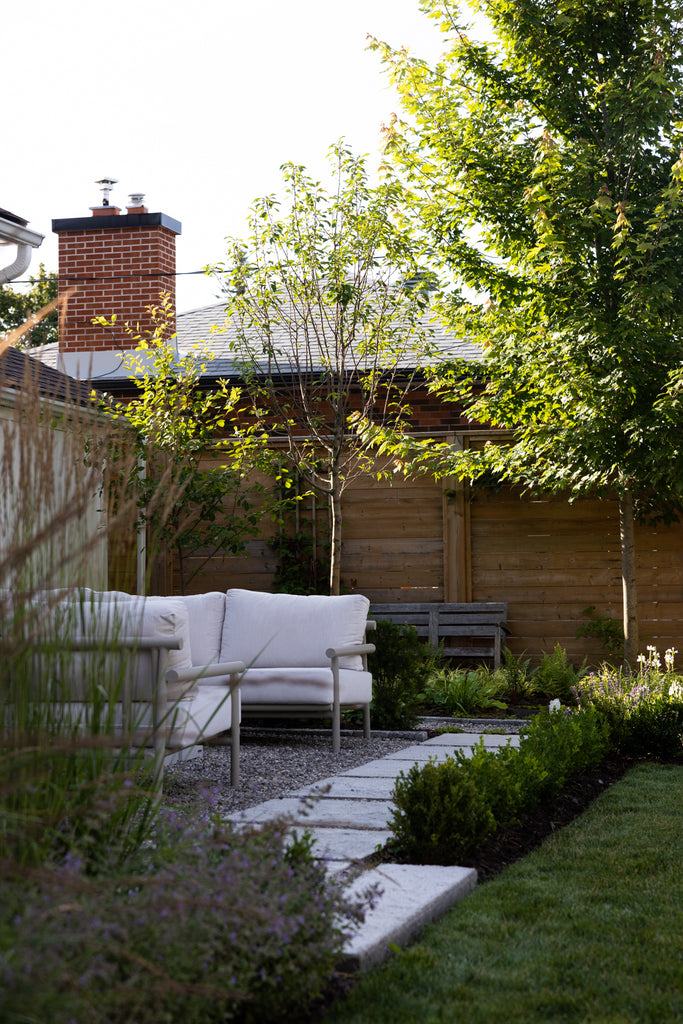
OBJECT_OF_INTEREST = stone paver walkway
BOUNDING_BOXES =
[228,728,521,969]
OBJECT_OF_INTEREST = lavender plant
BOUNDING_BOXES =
[0,810,374,1024]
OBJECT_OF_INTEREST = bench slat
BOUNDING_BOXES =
[369,601,508,668]
[441,646,502,658]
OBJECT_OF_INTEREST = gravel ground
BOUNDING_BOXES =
[162,728,423,816]
[420,716,527,734]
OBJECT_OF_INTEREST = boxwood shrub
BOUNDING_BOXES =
[389,707,611,864]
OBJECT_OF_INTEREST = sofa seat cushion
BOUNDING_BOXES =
[133,684,235,747]
[240,668,372,706]
[221,590,370,670]
[45,684,235,747]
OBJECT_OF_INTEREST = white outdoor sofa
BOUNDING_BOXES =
[34,588,375,785]
[222,588,375,750]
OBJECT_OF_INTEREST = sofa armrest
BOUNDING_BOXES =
[165,661,245,786]
[325,643,376,660]
[165,660,245,684]
[326,642,376,675]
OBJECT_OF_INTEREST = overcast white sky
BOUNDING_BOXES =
[4,0,451,312]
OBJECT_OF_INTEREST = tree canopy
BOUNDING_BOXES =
[215,144,436,594]
[369,0,683,662]
[0,265,58,348]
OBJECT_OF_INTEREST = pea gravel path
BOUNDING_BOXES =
[162,728,425,816]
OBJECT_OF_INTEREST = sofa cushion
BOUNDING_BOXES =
[220,590,370,670]
[67,594,195,701]
[133,683,235,745]
[181,592,226,666]
[90,591,226,670]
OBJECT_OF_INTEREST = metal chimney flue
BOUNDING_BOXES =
[93,176,118,210]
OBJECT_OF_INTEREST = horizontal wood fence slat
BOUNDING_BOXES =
[110,451,683,670]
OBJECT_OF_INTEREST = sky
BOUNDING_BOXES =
[3,0,450,313]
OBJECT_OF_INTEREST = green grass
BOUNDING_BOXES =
[322,763,683,1024]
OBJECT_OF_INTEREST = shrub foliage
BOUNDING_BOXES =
[390,707,611,864]
[368,619,441,729]
[0,812,372,1024]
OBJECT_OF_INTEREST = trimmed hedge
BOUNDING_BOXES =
[389,707,611,864]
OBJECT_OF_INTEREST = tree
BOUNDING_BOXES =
[368,0,683,664]
[97,294,276,595]
[0,265,58,348]
[215,144,436,595]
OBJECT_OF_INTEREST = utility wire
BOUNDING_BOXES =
[7,269,210,285]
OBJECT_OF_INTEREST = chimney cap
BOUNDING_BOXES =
[128,192,145,207]
[95,176,118,207]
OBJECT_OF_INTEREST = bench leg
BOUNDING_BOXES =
[494,627,502,669]
[363,703,371,740]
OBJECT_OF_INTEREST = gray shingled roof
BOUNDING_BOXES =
[29,301,481,381]
[1,347,98,405]
[176,302,481,378]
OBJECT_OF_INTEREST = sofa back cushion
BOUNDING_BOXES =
[220,589,370,670]
[68,594,195,701]
[181,592,226,666]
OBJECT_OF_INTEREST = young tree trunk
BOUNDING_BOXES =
[619,487,640,668]
[329,483,343,596]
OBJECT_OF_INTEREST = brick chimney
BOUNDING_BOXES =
[52,183,182,379]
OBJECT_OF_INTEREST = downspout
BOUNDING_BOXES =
[0,242,33,285]
[0,213,44,285]
[137,456,147,595]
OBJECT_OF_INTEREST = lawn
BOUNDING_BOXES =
[320,762,683,1024]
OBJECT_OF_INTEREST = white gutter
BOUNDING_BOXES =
[0,213,44,285]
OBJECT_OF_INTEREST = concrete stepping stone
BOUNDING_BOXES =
[340,746,467,776]
[341,863,478,971]
[234,796,395,830]
[302,826,394,862]
[224,727,527,970]
[379,744,470,763]
[341,758,416,777]
[292,776,398,800]
[424,732,520,748]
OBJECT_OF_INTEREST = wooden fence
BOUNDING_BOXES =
[109,437,683,667]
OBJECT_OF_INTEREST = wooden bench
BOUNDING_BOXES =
[369,602,508,668]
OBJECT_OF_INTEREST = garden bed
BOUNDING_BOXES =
[459,753,633,881]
